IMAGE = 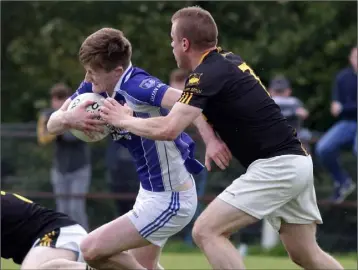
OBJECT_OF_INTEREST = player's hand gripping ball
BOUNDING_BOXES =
[67,93,110,142]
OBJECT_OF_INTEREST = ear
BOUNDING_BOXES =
[114,66,124,76]
[182,38,190,52]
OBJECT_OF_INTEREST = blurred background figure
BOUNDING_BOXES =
[169,68,189,90]
[169,68,208,247]
[37,83,91,230]
[315,46,357,203]
[269,75,311,150]
[105,138,138,217]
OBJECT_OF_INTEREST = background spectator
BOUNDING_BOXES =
[269,75,311,151]
[105,139,138,217]
[315,46,357,203]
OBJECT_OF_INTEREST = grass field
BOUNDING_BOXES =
[2,253,357,269]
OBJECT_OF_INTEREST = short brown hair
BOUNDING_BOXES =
[50,83,72,99]
[171,6,218,50]
[170,69,190,83]
[79,28,132,72]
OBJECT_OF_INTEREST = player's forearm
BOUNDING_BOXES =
[119,116,174,141]
[47,110,72,135]
[193,115,217,145]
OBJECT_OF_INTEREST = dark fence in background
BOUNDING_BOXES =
[1,123,357,253]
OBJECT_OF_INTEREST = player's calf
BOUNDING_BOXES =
[280,223,344,270]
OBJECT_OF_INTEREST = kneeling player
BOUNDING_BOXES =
[1,190,88,270]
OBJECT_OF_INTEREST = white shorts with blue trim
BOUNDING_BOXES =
[126,181,197,247]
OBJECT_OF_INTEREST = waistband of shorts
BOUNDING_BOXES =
[139,176,196,197]
[248,154,312,169]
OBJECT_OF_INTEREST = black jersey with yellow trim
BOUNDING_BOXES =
[178,48,307,168]
[1,191,76,264]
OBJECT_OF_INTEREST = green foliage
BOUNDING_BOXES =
[2,1,357,130]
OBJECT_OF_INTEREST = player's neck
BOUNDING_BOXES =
[106,89,115,97]
[105,81,118,97]
[190,47,217,71]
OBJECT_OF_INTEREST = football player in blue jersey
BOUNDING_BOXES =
[47,27,231,270]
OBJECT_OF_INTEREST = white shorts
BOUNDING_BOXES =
[126,180,198,247]
[32,224,88,262]
[218,154,323,231]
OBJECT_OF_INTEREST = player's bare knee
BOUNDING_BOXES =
[80,236,108,263]
[192,219,212,247]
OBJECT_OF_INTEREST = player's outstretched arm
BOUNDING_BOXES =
[101,99,201,140]
[101,98,232,169]
[47,98,104,135]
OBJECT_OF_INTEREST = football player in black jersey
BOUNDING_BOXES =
[100,5,344,270]
[1,190,88,269]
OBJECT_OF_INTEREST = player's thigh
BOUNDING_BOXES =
[267,157,322,232]
[219,155,312,222]
[129,186,197,248]
[194,197,259,237]
[129,245,162,269]
[80,215,150,258]
[21,246,77,269]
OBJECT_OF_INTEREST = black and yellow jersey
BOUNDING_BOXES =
[1,191,76,264]
[178,48,307,168]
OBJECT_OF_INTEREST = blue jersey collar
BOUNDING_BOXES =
[113,62,133,97]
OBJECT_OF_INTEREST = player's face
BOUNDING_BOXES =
[171,21,191,70]
[84,66,122,94]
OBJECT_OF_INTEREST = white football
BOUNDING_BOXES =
[67,92,110,142]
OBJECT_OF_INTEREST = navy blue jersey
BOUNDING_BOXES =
[72,64,203,191]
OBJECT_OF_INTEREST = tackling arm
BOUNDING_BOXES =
[161,87,217,144]
[119,102,202,141]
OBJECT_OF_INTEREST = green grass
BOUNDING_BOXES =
[2,253,357,269]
